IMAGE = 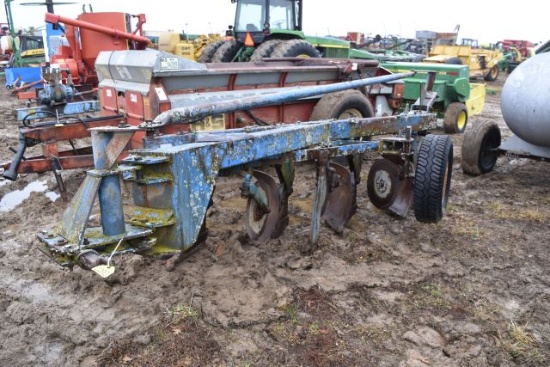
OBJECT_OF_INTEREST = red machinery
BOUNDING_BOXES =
[44,11,150,87]
[1,53,406,195]
[499,39,535,59]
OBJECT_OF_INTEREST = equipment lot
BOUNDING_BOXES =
[1,74,549,366]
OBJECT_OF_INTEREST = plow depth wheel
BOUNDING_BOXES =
[367,159,402,210]
[245,171,281,243]
[414,134,453,223]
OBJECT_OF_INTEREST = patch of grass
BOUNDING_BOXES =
[355,324,392,344]
[408,283,451,312]
[448,215,485,239]
[277,304,299,323]
[471,299,501,323]
[497,321,545,363]
[485,202,548,222]
[165,304,199,320]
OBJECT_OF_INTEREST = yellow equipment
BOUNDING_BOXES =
[423,38,504,81]
[157,32,224,61]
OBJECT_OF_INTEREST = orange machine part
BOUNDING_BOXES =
[77,12,133,71]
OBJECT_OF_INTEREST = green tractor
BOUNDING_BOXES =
[199,0,390,63]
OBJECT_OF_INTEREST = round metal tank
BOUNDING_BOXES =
[501,52,550,147]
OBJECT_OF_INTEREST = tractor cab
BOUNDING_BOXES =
[229,0,302,45]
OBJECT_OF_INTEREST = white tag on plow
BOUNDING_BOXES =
[92,265,116,278]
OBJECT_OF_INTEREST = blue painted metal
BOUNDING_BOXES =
[15,100,100,121]
[99,172,126,237]
[4,66,42,88]
[38,109,439,267]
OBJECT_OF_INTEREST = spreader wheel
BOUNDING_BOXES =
[414,134,453,223]
[367,159,402,210]
[245,171,281,243]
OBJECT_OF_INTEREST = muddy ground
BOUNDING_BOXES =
[1,73,549,367]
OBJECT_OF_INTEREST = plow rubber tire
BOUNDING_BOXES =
[250,39,284,62]
[461,120,502,176]
[270,39,321,58]
[197,40,225,63]
[414,134,453,223]
[212,39,240,63]
[443,102,468,134]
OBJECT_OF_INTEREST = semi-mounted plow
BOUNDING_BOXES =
[33,54,453,276]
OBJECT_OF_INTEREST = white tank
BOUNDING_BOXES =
[501,52,550,147]
[0,35,13,52]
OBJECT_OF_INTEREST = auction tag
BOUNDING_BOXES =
[92,265,116,278]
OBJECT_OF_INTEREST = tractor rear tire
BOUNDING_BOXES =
[197,40,225,63]
[270,39,321,58]
[211,39,240,63]
[414,134,453,223]
[250,40,284,62]
[445,57,463,65]
[310,90,374,121]
[461,120,502,176]
[443,102,468,134]
[484,65,500,81]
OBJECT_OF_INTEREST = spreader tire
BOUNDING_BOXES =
[310,90,374,121]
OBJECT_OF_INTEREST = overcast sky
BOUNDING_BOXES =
[4,0,548,45]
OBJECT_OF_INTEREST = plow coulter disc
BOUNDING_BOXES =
[322,162,356,234]
[367,159,402,210]
[245,171,281,243]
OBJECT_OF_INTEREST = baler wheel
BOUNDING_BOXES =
[245,170,281,243]
[443,102,468,134]
[461,120,502,176]
[250,39,283,62]
[413,134,453,223]
[197,40,225,63]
